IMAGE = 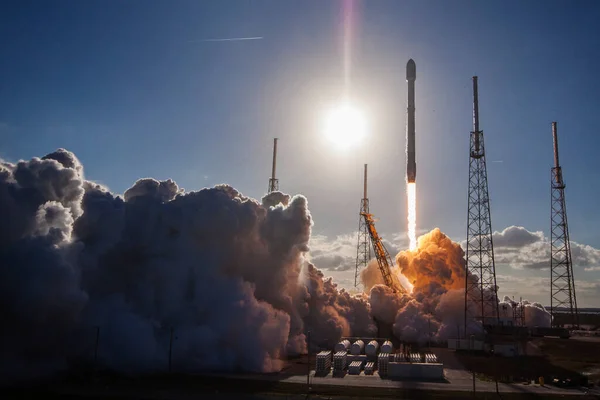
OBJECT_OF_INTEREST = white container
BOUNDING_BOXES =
[346,354,368,364]
[388,362,444,379]
[364,361,375,375]
[378,352,389,376]
[381,340,393,353]
[333,351,347,371]
[366,340,379,357]
[334,339,351,353]
[316,351,332,372]
[410,353,421,363]
[351,340,365,355]
[348,360,362,375]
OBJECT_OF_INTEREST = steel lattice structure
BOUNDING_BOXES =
[355,164,371,288]
[361,212,404,293]
[355,199,371,287]
[464,76,499,332]
[512,297,525,327]
[550,122,579,329]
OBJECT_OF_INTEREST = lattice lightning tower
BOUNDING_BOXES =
[550,122,579,329]
[354,164,371,288]
[464,76,499,332]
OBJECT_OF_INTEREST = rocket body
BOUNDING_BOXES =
[406,59,416,183]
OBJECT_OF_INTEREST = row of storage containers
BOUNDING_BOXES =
[319,350,442,378]
[334,339,394,356]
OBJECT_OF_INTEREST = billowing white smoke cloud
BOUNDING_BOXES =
[1,149,555,384]
[0,149,375,383]
[502,296,552,328]
[359,228,553,342]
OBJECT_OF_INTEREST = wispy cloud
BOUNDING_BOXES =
[191,36,263,43]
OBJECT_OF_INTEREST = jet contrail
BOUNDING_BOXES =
[192,36,264,42]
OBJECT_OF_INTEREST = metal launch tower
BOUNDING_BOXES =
[354,164,371,288]
[550,122,579,329]
[464,77,499,332]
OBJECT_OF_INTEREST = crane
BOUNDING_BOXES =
[361,212,405,294]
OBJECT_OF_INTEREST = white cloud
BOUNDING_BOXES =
[312,226,600,273]
[493,225,544,248]
[470,226,600,271]
[308,231,408,272]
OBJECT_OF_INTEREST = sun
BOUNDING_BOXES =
[323,102,367,149]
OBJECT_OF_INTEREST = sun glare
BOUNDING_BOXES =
[323,102,367,149]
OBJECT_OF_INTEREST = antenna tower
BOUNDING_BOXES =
[550,122,579,329]
[354,164,371,288]
[268,138,279,193]
[464,76,499,332]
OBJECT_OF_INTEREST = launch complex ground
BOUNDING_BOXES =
[7,336,600,400]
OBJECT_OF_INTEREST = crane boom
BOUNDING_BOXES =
[361,212,405,294]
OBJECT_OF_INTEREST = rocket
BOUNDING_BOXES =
[406,59,416,183]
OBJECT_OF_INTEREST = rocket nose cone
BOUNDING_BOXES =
[406,59,416,80]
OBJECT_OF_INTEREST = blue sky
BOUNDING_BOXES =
[1,0,599,305]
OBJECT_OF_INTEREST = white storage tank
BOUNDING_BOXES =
[351,339,365,355]
[366,340,379,357]
[381,340,393,353]
[334,339,351,353]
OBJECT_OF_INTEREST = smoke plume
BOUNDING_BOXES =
[1,149,552,384]
[0,149,373,383]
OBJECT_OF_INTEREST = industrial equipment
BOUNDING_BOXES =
[360,212,405,294]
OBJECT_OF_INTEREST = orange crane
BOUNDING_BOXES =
[361,212,405,294]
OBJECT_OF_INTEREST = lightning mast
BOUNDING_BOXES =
[464,76,499,333]
[354,164,371,288]
[268,138,279,193]
[550,122,579,329]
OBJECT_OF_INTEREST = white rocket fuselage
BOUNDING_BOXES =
[406,59,416,183]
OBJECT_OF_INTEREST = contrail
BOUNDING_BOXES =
[491,160,504,163]
[192,36,263,42]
